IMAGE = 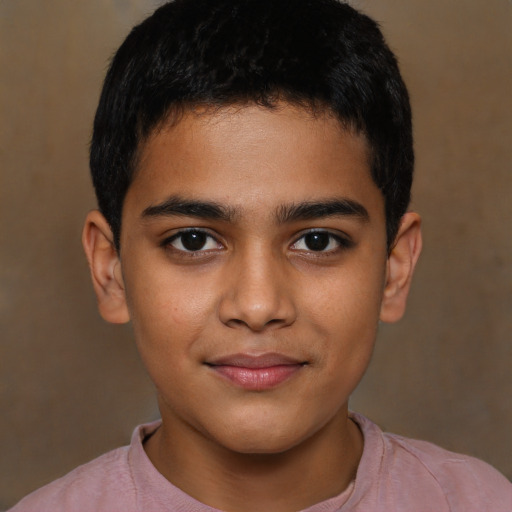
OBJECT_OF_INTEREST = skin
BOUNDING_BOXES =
[83,103,422,512]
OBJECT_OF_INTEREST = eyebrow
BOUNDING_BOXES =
[142,195,239,222]
[276,199,369,224]
[142,195,369,224]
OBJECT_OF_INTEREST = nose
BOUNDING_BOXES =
[218,247,297,332]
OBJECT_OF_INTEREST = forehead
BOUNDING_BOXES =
[127,103,382,220]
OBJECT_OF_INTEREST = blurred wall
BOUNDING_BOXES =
[0,0,510,508]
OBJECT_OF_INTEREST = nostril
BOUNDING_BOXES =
[223,314,293,332]
[225,318,247,329]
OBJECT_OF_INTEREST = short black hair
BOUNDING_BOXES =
[90,0,413,251]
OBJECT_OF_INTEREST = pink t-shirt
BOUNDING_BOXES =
[9,413,512,511]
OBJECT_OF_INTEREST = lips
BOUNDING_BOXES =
[205,353,306,391]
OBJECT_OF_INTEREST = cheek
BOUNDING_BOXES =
[302,264,384,379]
[125,267,219,358]
[303,265,384,334]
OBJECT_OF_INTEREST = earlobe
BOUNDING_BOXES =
[82,210,130,324]
[379,212,422,323]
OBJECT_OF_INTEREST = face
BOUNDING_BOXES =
[106,104,395,454]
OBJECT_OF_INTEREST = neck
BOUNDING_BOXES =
[144,407,363,512]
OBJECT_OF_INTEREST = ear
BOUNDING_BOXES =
[82,210,130,324]
[379,212,422,323]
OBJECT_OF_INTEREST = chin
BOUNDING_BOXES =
[210,416,313,456]
[222,434,301,456]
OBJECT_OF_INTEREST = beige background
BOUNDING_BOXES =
[0,0,511,508]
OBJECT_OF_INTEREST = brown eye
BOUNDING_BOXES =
[291,230,353,253]
[166,230,221,252]
[303,232,330,251]
[180,231,208,251]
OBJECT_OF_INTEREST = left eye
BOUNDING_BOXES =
[167,230,221,252]
[291,231,347,252]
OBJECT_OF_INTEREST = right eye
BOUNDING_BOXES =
[165,229,222,253]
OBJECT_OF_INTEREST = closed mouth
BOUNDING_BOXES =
[205,353,307,390]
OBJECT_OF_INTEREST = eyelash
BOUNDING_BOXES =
[161,228,353,257]
[290,230,354,254]
[162,228,223,255]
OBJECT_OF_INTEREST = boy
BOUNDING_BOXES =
[10,0,511,510]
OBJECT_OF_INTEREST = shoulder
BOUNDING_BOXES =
[8,446,135,512]
[351,413,512,512]
[9,421,163,512]
[5,420,171,512]
[388,432,511,506]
